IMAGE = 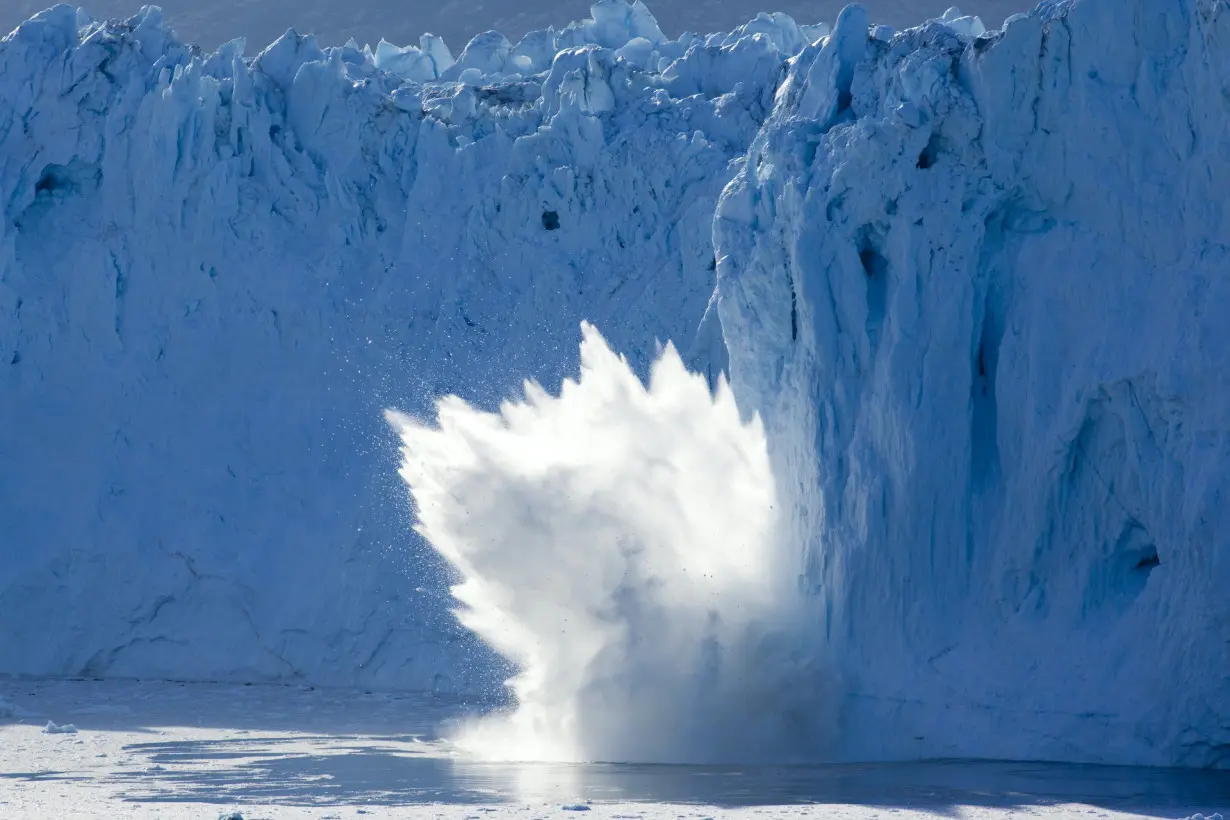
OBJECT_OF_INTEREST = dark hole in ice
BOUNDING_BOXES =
[859,248,886,279]
[790,283,798,341]
[1134,547,1160,571]
[542,210,561,230]
[917,133,944,169]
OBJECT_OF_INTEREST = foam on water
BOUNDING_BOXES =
[386,322,831,763]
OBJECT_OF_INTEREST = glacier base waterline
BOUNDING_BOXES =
[5,678,1228,817]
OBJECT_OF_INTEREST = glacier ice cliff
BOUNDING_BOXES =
[716,0,1230,765]
[0,1,800,690]
[1,0,1228,767]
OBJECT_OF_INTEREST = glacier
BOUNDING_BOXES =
[2,0,1228,768]
[0,0,796,690]
[716,0,1230,765]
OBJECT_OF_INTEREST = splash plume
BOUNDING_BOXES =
[386,323,828,763]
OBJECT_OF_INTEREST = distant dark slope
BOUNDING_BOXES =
[6,0,1031,53]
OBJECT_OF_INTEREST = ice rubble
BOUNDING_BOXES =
[0,1,814,690]
[716,0,1230,765]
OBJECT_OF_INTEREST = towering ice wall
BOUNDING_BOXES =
[4,0,1227,769]
[0,2,804,688]
[716,0,1230,766]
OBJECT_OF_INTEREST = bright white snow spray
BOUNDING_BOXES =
[386,322,831,763]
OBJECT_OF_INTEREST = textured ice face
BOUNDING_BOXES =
[0,3,796,692]
[717,0,1230,767]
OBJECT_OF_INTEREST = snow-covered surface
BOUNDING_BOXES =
[2,678,1227,819]
[716,0,1230,767]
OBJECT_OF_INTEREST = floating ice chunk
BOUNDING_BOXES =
[43,721,78,734]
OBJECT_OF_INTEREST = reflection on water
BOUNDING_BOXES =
[109,732,1230,812]
[7,679,1226,813]
[443,758,1230,810]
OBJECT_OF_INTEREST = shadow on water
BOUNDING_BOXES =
[107,736,1230,815]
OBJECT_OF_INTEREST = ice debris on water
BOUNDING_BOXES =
[42,721,79,734]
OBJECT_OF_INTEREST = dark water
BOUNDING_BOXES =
[447,758,1230,811]
[115,737,1230,815]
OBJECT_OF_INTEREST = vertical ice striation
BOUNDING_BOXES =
[0,3,803,691]
[716,0,1230,766]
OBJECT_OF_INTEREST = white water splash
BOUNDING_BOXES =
[386,323,830,763]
